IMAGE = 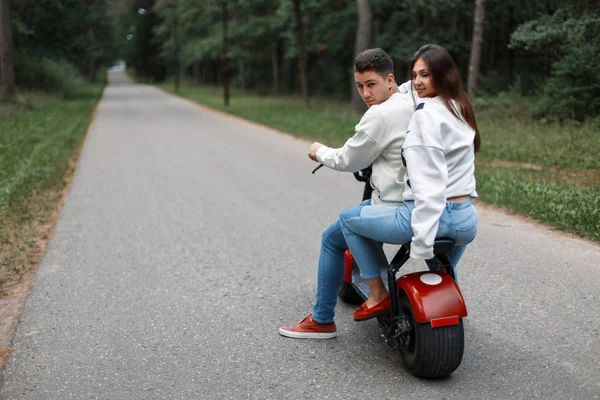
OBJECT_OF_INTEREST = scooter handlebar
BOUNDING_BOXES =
[311,163,373,201]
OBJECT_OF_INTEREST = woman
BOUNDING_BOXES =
[339,44,481,321]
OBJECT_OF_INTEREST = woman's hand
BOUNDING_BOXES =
[308,142,324,162]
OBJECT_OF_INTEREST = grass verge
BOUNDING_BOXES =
[159,82,599,242]
[0,82,105,367]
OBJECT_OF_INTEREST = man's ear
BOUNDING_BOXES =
[387,73,395,85]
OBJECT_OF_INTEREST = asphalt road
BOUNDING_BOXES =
[1,70,599,400]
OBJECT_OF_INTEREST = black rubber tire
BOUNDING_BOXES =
[397,292,464,379]
[338,280,364,305]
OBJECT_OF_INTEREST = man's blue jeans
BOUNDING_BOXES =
[312,200,377,324]
[339,199,478,283]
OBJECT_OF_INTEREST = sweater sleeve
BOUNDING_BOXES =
[398,80,413,93]
[315,108,383,172]
[403,112,447,259]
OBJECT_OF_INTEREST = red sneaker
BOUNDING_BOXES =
[279,314,337,339]
[353,296,390,321]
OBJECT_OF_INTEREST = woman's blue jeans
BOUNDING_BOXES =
[312,200,376,324]
[339,199,478,283]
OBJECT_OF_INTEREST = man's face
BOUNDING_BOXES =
[354,70,394,108]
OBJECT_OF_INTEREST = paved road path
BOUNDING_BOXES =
[1,70,599,399]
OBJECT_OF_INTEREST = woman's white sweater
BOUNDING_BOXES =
[400,96,477,259]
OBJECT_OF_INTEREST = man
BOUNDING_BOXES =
[279,48,415,339]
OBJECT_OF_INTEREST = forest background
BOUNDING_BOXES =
[0,0,599,303]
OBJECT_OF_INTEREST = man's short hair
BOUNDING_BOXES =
[354,48,394,78]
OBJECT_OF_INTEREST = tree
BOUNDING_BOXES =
[511,3,600,120]
[221,0,230,105]
[467,0,485,97]
[124,0,597,122]
[268,6,279,94]
[9,0,114,90]
[0,0,16,100]
[292,0,309,108]
[112,0,165,82]
[173,0,180,92]
[351,0,372,112]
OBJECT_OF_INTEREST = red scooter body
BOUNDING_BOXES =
[331,166,467,378]
[397,271,467,325]
[343,250,467,326]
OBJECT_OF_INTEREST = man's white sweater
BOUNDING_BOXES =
[315,91,414,205]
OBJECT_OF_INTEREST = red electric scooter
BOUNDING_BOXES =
[316,164,468,379]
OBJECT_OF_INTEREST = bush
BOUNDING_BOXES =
[533,43,600,120]
[15,53,84,92]
[510,9,600,120]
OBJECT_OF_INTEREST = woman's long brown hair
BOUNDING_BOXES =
[410,44,481,152]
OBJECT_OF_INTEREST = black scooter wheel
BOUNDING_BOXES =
[397,293,464,379]
[338,281,364,305]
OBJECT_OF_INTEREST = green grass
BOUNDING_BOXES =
[0,82,105,295]
[476,165,600,241]
[473,96,600,170]
[0,84,104,213]
[158,83,359,146]
[159,82,600,242]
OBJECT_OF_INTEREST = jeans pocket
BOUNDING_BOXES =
[451,206,476,226]
[455,209,478,245]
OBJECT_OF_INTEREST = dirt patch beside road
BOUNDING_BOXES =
[0,167,76,370]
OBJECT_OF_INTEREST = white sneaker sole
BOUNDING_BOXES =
[278,327,337,339]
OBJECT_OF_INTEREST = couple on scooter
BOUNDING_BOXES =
[279,44,481,339]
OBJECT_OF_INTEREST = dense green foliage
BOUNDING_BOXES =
[111,0,599,120]
[511,4,600,120]
[113,0,166,81]
[9,0,113,91]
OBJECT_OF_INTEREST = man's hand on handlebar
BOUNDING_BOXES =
[308,142,324,162]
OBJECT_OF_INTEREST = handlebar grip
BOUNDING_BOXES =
[312,164,324,174]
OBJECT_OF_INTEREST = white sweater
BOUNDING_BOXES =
[400,96,477,259]
[316,91,414,205]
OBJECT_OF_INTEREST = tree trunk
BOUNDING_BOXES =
[233,7,245,93]
[238,59,246,92]
[271,40,279,94]
[221,0,230,106]
[467,0,485,97]
[351,0,372,113]
[267,6,279,94]
[508,3,515,86]
[193,61,199,84]
[0,0,16,100]
[282,57,291,93]
[172,0,180,92]
[89,56,97,83]
[292,0,309,108]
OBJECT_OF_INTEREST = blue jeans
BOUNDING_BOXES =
[312,200,380,323]
[339,199,478,282]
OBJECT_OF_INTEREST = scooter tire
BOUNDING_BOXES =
[338,282,364,305]
[398,293,464,379]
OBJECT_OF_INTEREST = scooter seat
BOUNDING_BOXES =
[401,238,456,255]
[433,238,455,255]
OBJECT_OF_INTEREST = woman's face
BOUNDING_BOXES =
[412,58,437,98]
